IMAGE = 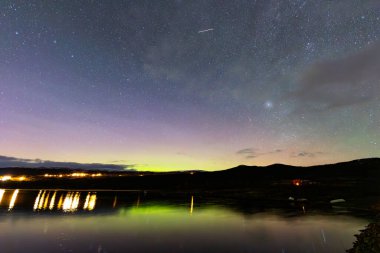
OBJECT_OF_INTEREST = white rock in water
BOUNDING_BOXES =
[330,199,346,204]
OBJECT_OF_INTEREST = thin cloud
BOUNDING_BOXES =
[291,151,324,158]
[236,148,282,159]
[0,155,135,171]
[290,42,380,112]
[236,148,255,155]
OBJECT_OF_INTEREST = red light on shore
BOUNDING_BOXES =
[292,179,302,186]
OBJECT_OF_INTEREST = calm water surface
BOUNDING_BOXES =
[0,189,371,253]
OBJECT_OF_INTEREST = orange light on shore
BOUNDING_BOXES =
[0,175,12,181]
[43,173,103,178]
[0,175,28,182]
[292,179,302,186]
[71,173,87,177]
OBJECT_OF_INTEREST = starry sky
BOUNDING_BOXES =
[1,0,380,171]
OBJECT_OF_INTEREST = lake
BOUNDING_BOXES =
[0,189,373,252]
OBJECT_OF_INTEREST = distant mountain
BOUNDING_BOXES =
[220,158,380,179]
[0,158,379,194]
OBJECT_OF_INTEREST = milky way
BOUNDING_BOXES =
[1,1,379,171]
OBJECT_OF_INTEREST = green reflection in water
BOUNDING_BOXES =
[0,189,372,253]
[0,204,368,253]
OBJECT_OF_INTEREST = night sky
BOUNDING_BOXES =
[1,1,379,171]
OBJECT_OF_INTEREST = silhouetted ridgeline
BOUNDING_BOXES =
[0,158,379,194]
[223,158,380,180]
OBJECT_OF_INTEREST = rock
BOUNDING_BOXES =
[330,199,346,204]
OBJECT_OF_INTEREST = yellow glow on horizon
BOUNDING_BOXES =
[0,150,286,173]
[0,144,345,174]
[2,138,361,174]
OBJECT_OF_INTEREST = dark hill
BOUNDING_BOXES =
[221,158,380,180]
[0,158,379,194]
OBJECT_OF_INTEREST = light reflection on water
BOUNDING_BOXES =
[8,189,18,210]
[31,190,97,212]
[0,189,372,253]
[0,189,20,210]
[0,189,5,205]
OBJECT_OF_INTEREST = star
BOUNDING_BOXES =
[264,101,274,110]
[0,0,378,171]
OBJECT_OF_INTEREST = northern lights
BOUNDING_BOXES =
[1,1,379,171]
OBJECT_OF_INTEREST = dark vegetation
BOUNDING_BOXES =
[347,221,380,253]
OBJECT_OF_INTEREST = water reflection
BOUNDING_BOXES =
[190,195,194,214]
[31,190,98,212]
[62,192,80,211]
[0,189,21,210]
[83,192,97,211]
[112,196,117,208]
[0,189,376,253]
[49,191,56,210]
[0,189,5,204]
[8,189,19,210]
